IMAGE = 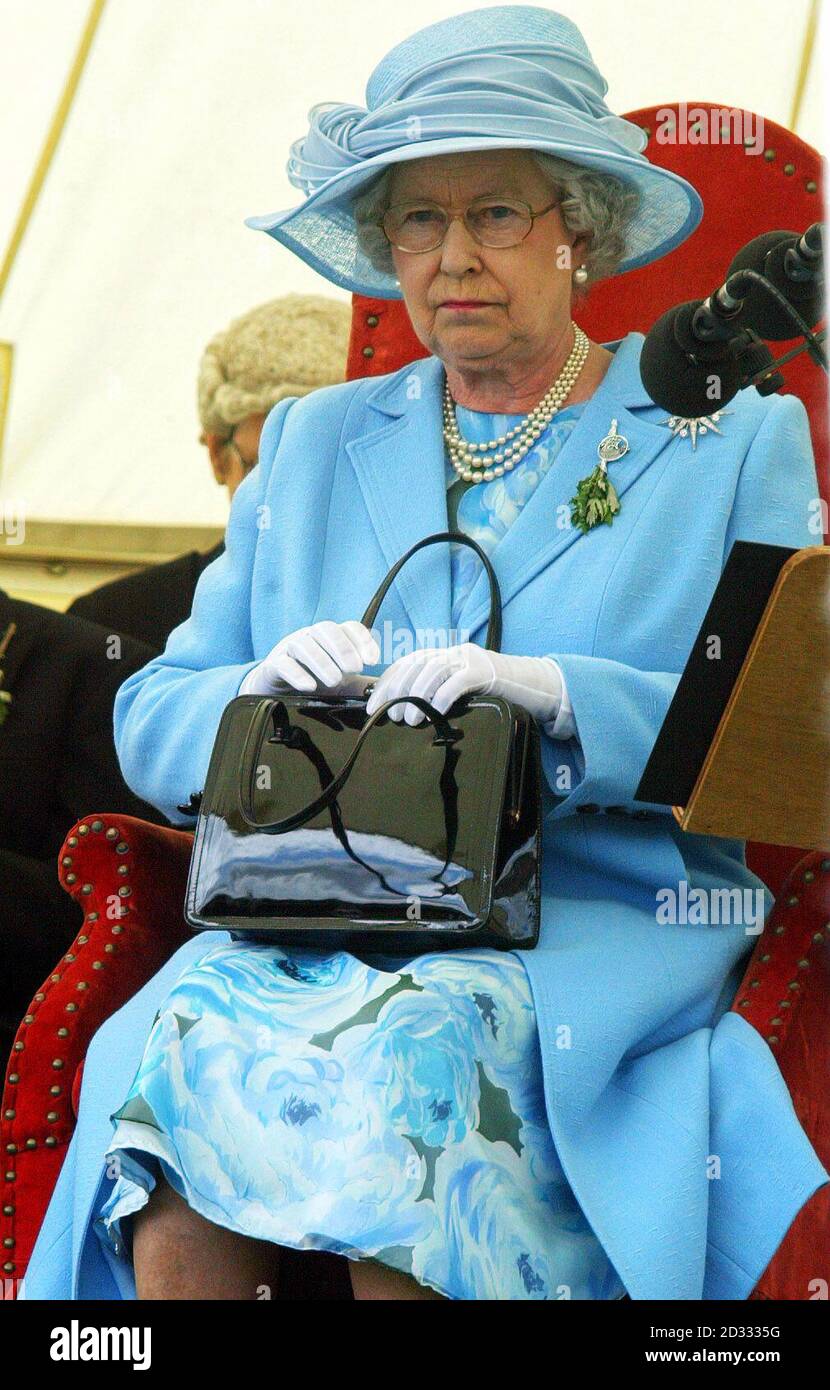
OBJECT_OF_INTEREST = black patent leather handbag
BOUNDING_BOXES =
[184,532,541,953]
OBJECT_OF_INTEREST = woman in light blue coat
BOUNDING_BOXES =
[26,6,827,1301]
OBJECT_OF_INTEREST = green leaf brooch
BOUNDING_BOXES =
[570,418,629,533]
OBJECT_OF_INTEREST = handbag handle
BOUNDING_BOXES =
[360,531,502,652]
[239,695,463,833]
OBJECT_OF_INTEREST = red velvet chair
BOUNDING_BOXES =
[2,104,827,1299]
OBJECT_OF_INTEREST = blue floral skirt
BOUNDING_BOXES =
[97,941,625,1300]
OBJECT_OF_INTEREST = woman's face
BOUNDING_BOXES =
[387,149,586,375]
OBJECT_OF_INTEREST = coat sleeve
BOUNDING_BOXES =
[113,398,295,824]
[541,392,820,817]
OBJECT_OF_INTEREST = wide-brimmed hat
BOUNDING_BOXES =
[245,6,703,297]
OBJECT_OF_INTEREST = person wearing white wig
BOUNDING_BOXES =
[26,6,825,1302]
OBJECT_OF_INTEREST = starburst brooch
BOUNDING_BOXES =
[661,409,733,450]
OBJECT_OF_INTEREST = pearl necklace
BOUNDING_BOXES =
[443,322,590,483]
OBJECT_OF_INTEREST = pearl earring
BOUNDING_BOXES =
[573,265,588,285]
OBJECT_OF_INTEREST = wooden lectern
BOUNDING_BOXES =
[637,543,830,849]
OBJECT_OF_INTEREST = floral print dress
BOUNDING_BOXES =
[97,400,626,1300]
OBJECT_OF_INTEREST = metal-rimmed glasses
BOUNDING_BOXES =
[380,196,560,253]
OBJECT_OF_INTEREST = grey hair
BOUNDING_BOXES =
[352,152,641,295]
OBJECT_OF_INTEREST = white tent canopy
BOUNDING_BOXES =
[0,0,825,530]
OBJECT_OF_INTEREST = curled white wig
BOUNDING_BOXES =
[197,293,352,440]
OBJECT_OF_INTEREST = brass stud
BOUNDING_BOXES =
[5,1145,16,1155]
[78,824,89,836]
[105,943,115,953]
[67,836,78,847]
[76,982,88,991]
[117,886,132,898]
[797,958,810,969]
[66,873,77,885]
[806,179,817,193]
[7,1075,18,1085]
[362,346,374,358]
[770,1017,783,1027]
[34,992,44,1002]
[821,859,830,872]
[779,1000,792,1008]
[91,820,103,832]
[24,1139,36,1150]
[117,864,128,876]
[50,974,60,984]
[813,932,825,943]
[116,842,129,854]
[45,1137,58,1148]
[12,1042,23,1052]
[2,1262,13,1272]
[112,924,123,935]
[51,1058,64,1069]
[365,314,379,327]
[786,894,799,907]
[773,925,785,935]
[65,1002,77,1013]
[65,953,75,963]
[2,1205,13,1216]
[783,162,795,175]
[81,884,93,895]
[2,1238,13,1249]
[759,954,770,963]
[3,1110,14,1121]
[106,827,119,840]
[62,856,73,867]
[787,980,800,991]
[87,912,99,923]
[92,961,104,971]
[766,1035,779,1045]
[77,935,89,944]
[23,1015,33,1025]
[46,1112,59,1123]
[4,1172,16,1182]
[763,148,776,161]
[749,979,760,989]
[739,999,750,1008]
[803,870,815,883]
[57,1027,69,1038]
[49,1085,61,1096]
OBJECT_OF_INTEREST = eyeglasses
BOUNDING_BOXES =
[225,431,257,473]
[380,195,560,253]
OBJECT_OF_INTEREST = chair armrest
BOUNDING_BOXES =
[1,813,194,1292]
[735,850,830,1299]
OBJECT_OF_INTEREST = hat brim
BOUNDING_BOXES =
[245,135,703,298]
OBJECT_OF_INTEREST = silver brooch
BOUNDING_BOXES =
[661,410,733,450]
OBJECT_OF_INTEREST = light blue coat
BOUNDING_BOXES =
[25,332,828,1300]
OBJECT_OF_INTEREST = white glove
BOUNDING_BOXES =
[238,620,380,696]
[364,643,576,737]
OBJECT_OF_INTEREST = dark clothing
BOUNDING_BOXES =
[0,591,170,1059]
[68,543,224,650]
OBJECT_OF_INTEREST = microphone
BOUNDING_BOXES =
[640,224,825,417]
[725,225,824,339]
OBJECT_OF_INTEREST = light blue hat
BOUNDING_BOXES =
[246,6,703,297]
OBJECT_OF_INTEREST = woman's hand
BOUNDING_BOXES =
[239,620,380,696]
[365,643,565,727]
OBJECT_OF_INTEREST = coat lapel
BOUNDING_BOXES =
[346,355,453,642]
[346,333,673,647]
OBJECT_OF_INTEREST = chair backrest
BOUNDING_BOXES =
[346,102,827,518]
[344,104,826,898]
